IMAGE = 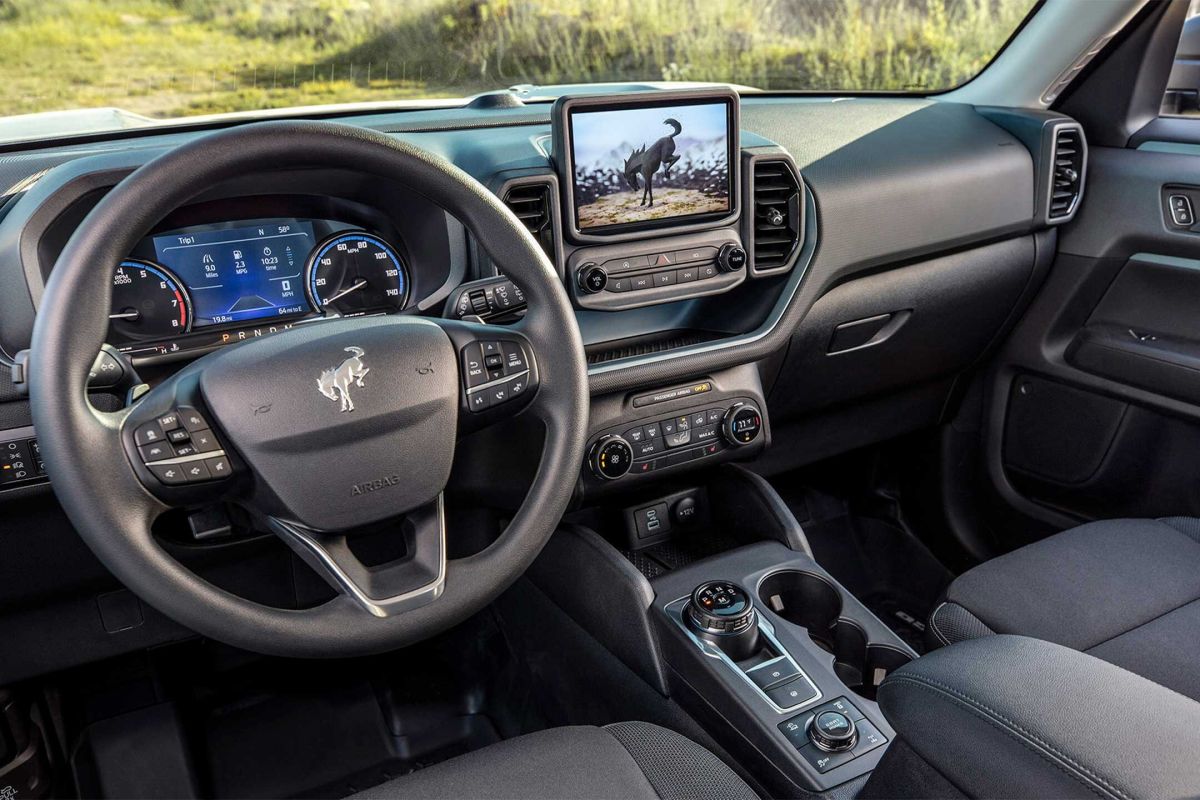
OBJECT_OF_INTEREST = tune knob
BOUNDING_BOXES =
[578,264,608,294]
[588,434,633,480]
[718,243,747,272]
[722,402,763,446]
[809,711,858,752]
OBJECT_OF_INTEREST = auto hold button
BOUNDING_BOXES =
[747,657,800,690]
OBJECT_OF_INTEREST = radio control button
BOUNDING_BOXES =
[654,271,677,287]
[718,243,748,272]
[604,255,648,272]
[579,265,608,293]
[148,463,189,486]
[608,277,631,292]
[461,343,487,388]
[677,267,698,283]
[674,246,718,263]
[699,264,719,279]
[631,276,652,291]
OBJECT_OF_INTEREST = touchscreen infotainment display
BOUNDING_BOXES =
[566,97,733,233]
[152,220,316,327]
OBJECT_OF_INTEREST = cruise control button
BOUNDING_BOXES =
[766,678,819,709]
[172,443,199,458]
[189,429,220,453]
[138,442,171,463]
[461,343,487,388]
[166,428,190,444]
[204,455,232,479]
[177,406,210,432]
[148,463,188,486]
[134,421,166,447]
[157,411,182,431]
[502,341,528,373]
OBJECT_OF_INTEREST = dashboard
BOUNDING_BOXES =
[111,218,409,358]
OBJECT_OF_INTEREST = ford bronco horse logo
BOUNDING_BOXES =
[317,346,370,412]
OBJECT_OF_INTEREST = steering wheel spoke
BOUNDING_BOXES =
[268,496,446,618]
[434,319,542,436]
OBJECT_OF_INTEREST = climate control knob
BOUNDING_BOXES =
[722,402,763,446]
[718,243,747,272]
[589,435,633,480]
[578,264,608,294]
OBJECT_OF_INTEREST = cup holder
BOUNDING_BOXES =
[758,570,913,701]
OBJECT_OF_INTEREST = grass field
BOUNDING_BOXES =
[0,0,1035,120]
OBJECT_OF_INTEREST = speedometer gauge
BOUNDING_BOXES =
[306,232,409,316]
[109,259,192,341]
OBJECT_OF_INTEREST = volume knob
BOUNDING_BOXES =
[579,264,608,294]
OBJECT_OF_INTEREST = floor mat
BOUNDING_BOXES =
[772,482,954,654]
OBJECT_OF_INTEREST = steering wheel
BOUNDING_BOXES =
[28,121,589,658]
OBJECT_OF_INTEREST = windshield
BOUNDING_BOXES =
[0,0,1036,143]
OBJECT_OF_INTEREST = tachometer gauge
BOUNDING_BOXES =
[109,259,192,340]
[306,232,409,316]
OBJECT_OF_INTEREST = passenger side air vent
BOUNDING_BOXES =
[1047,124,1086,223]
[749,158,803,275]
[502,181,556,262]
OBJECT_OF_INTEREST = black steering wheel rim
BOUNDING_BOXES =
[28,120,589,658]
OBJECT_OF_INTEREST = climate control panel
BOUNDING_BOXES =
[584,394,766,483]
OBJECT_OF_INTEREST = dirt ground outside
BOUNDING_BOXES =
[577,188,728,229]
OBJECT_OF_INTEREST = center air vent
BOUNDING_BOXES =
[750,159,803,274]
[502,181,556,261]
[1047,124,1086,222]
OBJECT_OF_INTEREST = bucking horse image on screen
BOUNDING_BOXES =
[623,118,682,207]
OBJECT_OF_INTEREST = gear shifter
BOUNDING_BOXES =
[685,580,760,661]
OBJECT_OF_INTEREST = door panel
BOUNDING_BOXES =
[981,145,1200,535]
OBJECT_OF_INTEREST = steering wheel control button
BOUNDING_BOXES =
[767,678,820,709]
[747,657,800,691]
[166,428,191,444]
[502,342,528,373]
[723,403,763,446]
[204,455,232,479]
[138,442,171,462]
[590,435,633,480]
[461,343,487,388]
[134,421,165,447]
[148,463,189,486]
[177,406,210,433]
[181,460,211,483]
[189,430,220,452]
[156,411,182,431]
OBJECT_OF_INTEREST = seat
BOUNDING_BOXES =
[351,722,758,800]
[929,517,1200,702]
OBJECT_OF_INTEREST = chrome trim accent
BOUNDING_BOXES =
[270,494,447,618]
[143,448,227,466]
[587,174,816,376]
[666,595,823,715]
[465,368,529,395]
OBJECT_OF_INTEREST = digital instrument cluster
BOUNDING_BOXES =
[108,218,409,358]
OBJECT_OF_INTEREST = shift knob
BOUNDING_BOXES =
[686,580,759,661]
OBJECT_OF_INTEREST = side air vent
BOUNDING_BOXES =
[750,159,803,275]
[1047,124,1086,222]
[502,181,556,261]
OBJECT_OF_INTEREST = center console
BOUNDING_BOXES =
[651,542,915,793]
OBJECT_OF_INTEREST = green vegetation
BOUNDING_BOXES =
[0,0,1034,120]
